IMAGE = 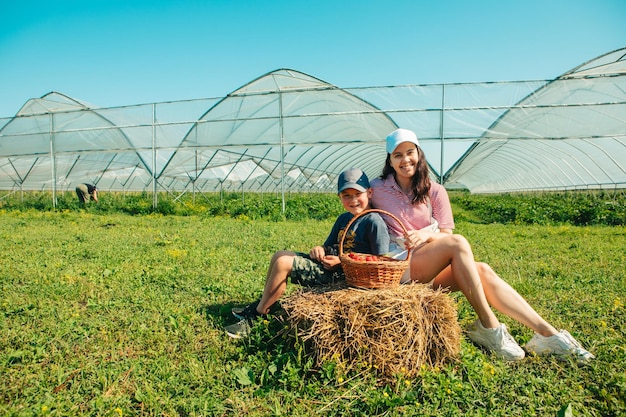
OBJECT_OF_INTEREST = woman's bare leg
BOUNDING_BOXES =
[410,235,558,336]
[473,262,557,337]
[409,234,500,328]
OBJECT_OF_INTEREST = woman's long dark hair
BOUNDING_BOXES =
[381,145,431,204]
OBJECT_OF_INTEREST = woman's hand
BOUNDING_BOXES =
[404,230,440,249]
[403,228,452,249]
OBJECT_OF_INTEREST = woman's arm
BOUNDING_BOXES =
[403,227,452,249]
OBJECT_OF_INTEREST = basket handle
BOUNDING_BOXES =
[338,208,411,261]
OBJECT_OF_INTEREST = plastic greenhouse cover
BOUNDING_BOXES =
[0,48,625,197]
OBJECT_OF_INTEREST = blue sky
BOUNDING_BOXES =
[1,0,624,117]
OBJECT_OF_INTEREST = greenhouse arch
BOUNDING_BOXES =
[444,47,626,192]
[1,47,624,207]
[159,69,399,210]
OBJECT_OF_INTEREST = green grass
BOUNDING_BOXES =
[0,207,625,416]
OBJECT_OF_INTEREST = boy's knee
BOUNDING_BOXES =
[275,253,295,271]
[271,250,290,262]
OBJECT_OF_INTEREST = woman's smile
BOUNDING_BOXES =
[391,142,419,179]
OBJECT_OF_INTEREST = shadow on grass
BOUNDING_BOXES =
[199,300,298,355]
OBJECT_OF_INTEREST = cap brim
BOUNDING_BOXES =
[338,183,367,193]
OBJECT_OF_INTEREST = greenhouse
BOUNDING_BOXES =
[0,47,624,206]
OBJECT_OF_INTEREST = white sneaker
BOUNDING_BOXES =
[466,320,525,361]
[525,330,595,363]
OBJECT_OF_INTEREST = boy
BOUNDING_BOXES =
[224,168,390,338]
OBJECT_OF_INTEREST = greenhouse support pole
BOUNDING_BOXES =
[152,103,158,209]
[49,113,57,208]
[279,91,286,214]
[193,129,198,203]
[439,84,445,184]
[193,149,198,204]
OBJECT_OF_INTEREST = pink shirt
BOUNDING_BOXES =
[370,175,455,237]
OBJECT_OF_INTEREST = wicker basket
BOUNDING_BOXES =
[339,209,410,289]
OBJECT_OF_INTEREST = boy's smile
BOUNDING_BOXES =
[339,188,372,215]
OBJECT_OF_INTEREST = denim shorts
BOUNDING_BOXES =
[290,252,344,286]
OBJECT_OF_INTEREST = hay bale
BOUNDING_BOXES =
[280,283,460,380]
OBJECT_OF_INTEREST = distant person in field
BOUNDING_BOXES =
[371,128,594,363]
[224,168,390,339]
[75,183,99,204]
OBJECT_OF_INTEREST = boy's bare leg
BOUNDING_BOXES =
[257,251,296,315]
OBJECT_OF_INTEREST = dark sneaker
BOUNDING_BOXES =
[232,300,260,320]
[224,319,253,339]
[226,301,266,339]
[231,306,246,320]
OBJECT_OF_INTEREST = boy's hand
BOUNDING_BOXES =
[309,246,326,262]
[322,255,341,270]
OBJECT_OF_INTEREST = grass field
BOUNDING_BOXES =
[1,205,625,416]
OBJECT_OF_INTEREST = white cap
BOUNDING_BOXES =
[386,128,419,154]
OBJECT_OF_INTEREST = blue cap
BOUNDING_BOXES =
[386,128,419,154]
[337,168,370,193]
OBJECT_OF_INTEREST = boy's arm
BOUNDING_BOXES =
[323,212,350,252]
[369,215,391,255]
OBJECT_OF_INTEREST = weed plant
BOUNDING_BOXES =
[0,191,346,221]
[0,192,624,416]
[1,189,624,225]
[452,190,626,226]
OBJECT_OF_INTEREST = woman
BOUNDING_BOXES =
[370,128,593,362]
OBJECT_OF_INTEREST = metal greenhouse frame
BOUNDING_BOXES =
[1,47,624,209]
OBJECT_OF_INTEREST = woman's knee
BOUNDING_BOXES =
[442,234,472,252]
[477,261,496,273]
[476,262,498,285]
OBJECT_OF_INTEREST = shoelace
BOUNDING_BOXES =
[564,332,598,362]
[241,302,260,319]
[561,331,592,357]
[504,332,517,344]
[498,325,519,347]
[562,332,583,349]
